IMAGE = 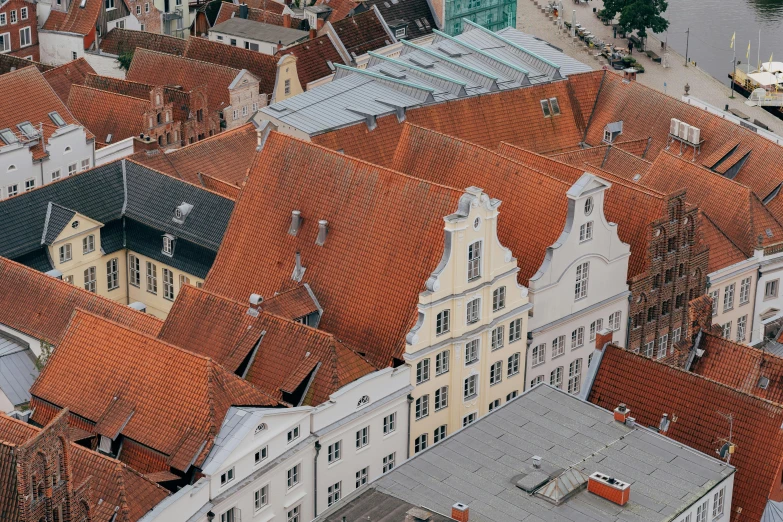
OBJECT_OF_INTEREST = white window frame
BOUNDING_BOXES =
[128,254,140,287]
[552,335,565,358]
[467,241,482,281]
[508,352,520,376]
[415,358,430,384]
[722,322,732,339]
[327,440,341,463]
[509,318,522,343]
[466,298,480,324]
[434,386,448,410]
[739,276,751,305]
[436,309,450,335]
[415,395,429,420]
[355,426,369,449]
[489,360,502,385]
[83,234,95,254]
[83,266,96,293]
[433,424,446,443]
[220,467,235,486]
[327,481,341,506]
[24,178,35,192]
[146,261,157,294]
[492,286,506,311]
[657,334,668,359]
[254,485,268,511]
[287,425,300,443]
[465,339,479,365]
[435,350,449,375]
[737,315,747,342]
[567,358,582,395]
[765,279,778,299]
[59,243,72,263]
[571,326,584,349]
[463,374,477,400]
[19,26,30,47]
[532,344,545,367]
[723,283,735,312]
[20,7,27,19]
[462,412,477,426]
[383,452,395,472]
[414,434,427,453]
[550,366,563,388]
[712,487,724,519]
[107,258,119,290]
[287,505,300,522]
[579,221,593,242]
[491,325,504,351]
[286,464,300,489]
[355,467,368,488]
[383,413,396,434]
[254,446,268,464]
[575,261,589,300]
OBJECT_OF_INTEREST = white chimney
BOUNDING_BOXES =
[315,220,328,246]
[288,210,302,236]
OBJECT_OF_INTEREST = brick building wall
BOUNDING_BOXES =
[123,0,162,34]
[144,85,183,148]
[627,191,709,357]
[0,0,39,61]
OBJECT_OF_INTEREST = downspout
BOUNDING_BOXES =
[406,394,413,460]
[313,440,321,517]
[625,293,632,347]
[523,331,532,390]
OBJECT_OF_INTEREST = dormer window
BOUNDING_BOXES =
[162,234,175,256]
[49,111,66,127]
[173,202,193,224]
[603,121,623,143]
[287,425,300,443]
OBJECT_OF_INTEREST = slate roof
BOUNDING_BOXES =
[204,131,465,367]
[0,257,162,346]
[0,67,91,160]
[30,310,278,472]
[589,343,783,522]
[361,0,436,40]
[214,2,286,27]
[329,9,393,57]
[129,122,258,187]
[315,0,359,22]
[41,202,77,245]
[41,0,101,35]
[41,58,96,103]
[276,33,346,88]
[127,48,242,116]
[211,17,309,45]
[183,36,278,96]
[0,413,169,522]
[330,384,734,522]
[0,334,38,407]
[99,28,187,56]
[67,85,151,147]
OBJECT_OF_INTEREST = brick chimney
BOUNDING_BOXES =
[613,403,630,424]
[277,39,283,52]
[688,293,713,340]
[283,13,291,28]
[595,328,613,351]
[451,503,469,522]
[133,134,158,152]
[588,473,630,506]
[309,27,317,39]
[316,17,325,30]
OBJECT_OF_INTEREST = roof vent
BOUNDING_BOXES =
[406,507,433,521]
[249,293,263,306]
[759,376,770,389]
[532,456,542,469]
[106,133,113,143]
[587,472,630,506]
[288,210,302,236]
[658,413,671,435]
[315,220,328,246]
[291,251,306,282]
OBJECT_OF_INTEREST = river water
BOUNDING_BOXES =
[654,0,783,86]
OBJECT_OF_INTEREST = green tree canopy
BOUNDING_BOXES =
[602,0,669,44]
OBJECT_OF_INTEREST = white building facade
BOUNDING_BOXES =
[525,174,630,394]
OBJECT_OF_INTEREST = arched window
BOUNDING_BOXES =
[7,164,16,172]
[357,395,370,408]
[64,146,71,154]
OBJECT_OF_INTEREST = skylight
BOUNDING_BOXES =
[49,111,67,127]
[0,128,18,145]
[17,121,38,139]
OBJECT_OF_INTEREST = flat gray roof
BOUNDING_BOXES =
[321,385,734,522]
[0,333,38,407]
[211,18,309,45]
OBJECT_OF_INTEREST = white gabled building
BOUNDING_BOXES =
[525,174,631,395]
[140,366,411,522]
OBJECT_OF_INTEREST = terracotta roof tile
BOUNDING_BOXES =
[215,2,286,26]
[200,174,241,200]
[204,131,465,367]
[42,0,100,35]
[241,0,286,13]
[550,143,652,183]
[316,0,358,22]
[0,54,52,75]
[29,310,277,471]
[42,58,96,103]
[183,36,277,96]
[99,28,187,56]
[127,48,242,116]
[260,284,320,320]
[698,211,747,272]
[330,10,392,57]
[589,344,783,522]
[67,84,150,147]
[0,257,162,345]
[277,34,346,88]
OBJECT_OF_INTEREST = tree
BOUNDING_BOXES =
[602,0,669,49]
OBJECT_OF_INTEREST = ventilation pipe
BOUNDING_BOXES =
[289,210,302,236]
[315,220,328,246]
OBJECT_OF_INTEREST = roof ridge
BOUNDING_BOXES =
[137,47,242,75]
[85,72,155,91]
[70,83,151,105]
[581,162,666,197]
[699,210,748,256]
[124,158,235,201]
[658,150,753,192]
[167,122,256,152]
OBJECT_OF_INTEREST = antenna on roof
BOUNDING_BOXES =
[715,411,736,464]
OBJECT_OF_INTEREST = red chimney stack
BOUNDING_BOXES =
[283,13,291,28]
[451,503,469,522]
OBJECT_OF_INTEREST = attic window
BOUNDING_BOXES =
[17,121,38,139]
[106,134,113,144]
[549,98,561,115]
[759,376,770,389]
[0,128,18,145]
[49,111,67,127]
[357,395,370,408]
[162,234,175,256]
[540,99,551,118]
[395,27,406,38]
[255,423,268,433]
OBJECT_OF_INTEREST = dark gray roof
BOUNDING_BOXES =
[362,0,436,41]
[41,203,77,245]
[321,489,453,522]
[325,385,734,522]
[211,18,309,45]
[0,333,38,407]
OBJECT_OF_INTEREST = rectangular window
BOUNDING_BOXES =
[434,386,448,410]
[575,262,589,300]
[765,279,778,299]
[436,310,450,335]
[433,424,446,443]
[80,158,90,171]
[287,426,300,443]
[507,390,519,401]
[552,335,565,358]
[696,500,708,522]
[740,277,751,305]
[356,426,369,449]
[489,361,502,385]
[540,99,551,117]
[286,464,299,489]
[657,334,668,359]
[327,440,341,463]
[68,163,77,176]
[83,266,96,293]
[383,413,396,434]
[51,170,61,181]
[549,97,561,115]
[59,243,72,263]
[107,258,119,290]
[415,395,429,419]
[254,446,268,464]
[24,178,35,192]
[254,485,268,511]
[128,254,140,286]
[287,505,300,522]
[435,350,449,375]
[462,413,477,426]
[567,358,582,395]
[532,344,545,367]
[220,467,234,485]
[712,487,725,518]
[467,241,482,280]
[465,339,479,365]
[10,10,16,23]
[579,221,593,242]
[491,326,504,351]
[550,367,562,388]
[571,327,584,349]
[530,375,544,387]
[509,318,522,343]
[83,234,95,254]
[20,6,27,19]
[492,286,506,311]
[645,340,655,358]
[416,358,430,384]
[414,434,427,453]
[220,509,234,522]
[737,315,747,342]
[589,319,603,341]
[466,298,480,324]
[0,31,10,51]
[709,290,719,315]
[383,452,395,472]
[463,375,477,399]
[146,262,157,294]
[488,398,501,411]
[284,78,291,95]
[327,482,341,506]
[162,235,174,255]
[355,467,368,488]
[723,283,735,311]
[673,327,682,343]
[6,184,17,197]
[722,322,732,339]
[0,13,5,25]
[609,311,621,331]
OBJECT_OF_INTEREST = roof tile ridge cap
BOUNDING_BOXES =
[611,145,654,165]
[123,158,235,201]
[169,122,254,151]
[608,344,783,410]
[140,47,243,74]
[332,338,376,368]
[701,330,779,362]
[267,131,465,195]
[658,150,753,191]
[84,72,154,90]
[70,83,152,104]
[0,413,41,434]
[581,162,666,198]
[699,210,748,255]
[113,460,132,520]
[71,442,170,493]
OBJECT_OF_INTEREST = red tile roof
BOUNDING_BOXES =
[329,9,392,57]
[200,174,242,199]
[316,0,358,22]
[589,344,783,522]
[99,28,187,56]
[30,310,277,471]
[183,36,277,96]
[260,284,320,320]
[67,84,150,147]
[127,48,242,116]
[42,0,101,35]
[0,257,162,345]
[549,143,652,183]
[42,58,96,103]
[204,131,465,367]
[215,2,285,26]
[0,413,168,522]
[128,122,258,186]
[277,34,346,88]
[241,0,286,13]
[698,211,748,272]
[0,66,91,160]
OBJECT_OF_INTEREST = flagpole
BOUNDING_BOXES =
[730,32,736,98]
[758,29,761,70]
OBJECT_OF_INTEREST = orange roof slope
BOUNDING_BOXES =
[0,67,90,160]
[699,212,748,272]
[278,34,346,88]
[260,284,320,319]
[30,310,276,471]
[0,257,162,345]
[642,151,783,256]
[589,344,783,522]
[215,2,285,26]
[67,85,150,147]
[204,131,465,367]
[550,143,652,183]
[129,122,258,186]
[42,58,96,103]
[127,48,241,115]
[0,414,168,522]
[312,72,604,165]
[242,0,286,12]
[42,0,101,34]
[183,36,277,95]
[99,28,188,56]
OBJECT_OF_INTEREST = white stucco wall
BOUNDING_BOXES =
[210,31,279,55]
[44,126,94,183]
[39,31,85,66]
[95,137,135,165]
[752,252,783,344]
[0,144,37,199]
[83,52,127,79]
